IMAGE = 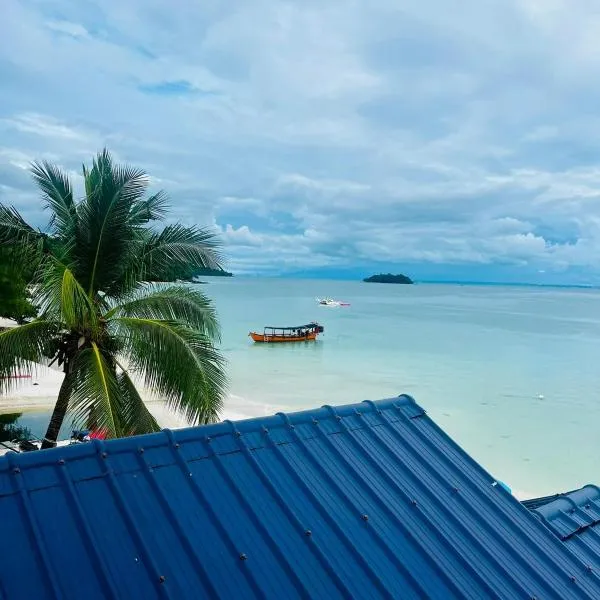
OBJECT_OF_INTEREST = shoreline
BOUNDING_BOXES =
[0,363,286,429]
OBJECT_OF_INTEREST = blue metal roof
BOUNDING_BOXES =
[530,485,600,572]
[1,395,599,600]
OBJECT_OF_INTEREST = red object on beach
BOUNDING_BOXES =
[89,429,108,440]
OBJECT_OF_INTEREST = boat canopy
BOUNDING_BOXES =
[264,323,319,331]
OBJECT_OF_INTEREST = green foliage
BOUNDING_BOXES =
[0,245,38,323]
[146,264,233,282]
[0,413,32,443]
[0,149,227,446]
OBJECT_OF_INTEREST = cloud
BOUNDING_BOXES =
[45,19,89,39]
[2,0,600,282]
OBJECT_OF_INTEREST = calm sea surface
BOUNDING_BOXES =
[7,278,600,497]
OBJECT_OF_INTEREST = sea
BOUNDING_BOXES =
[5,277,600,498]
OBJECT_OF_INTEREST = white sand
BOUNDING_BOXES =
[0,362,275,429]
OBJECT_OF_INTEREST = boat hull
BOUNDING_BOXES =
[250,332,318,343]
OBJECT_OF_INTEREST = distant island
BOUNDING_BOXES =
[149,266,233,283]
[363,273,413,284]
[194,268,233,278]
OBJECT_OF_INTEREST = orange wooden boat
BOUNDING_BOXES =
[249,322,324,343]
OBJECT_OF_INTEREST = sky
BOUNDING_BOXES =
[2,0,600,283]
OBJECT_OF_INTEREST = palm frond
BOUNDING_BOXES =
[36,258,98,331]
[76,149,151,295]
[129,191,169,225]
[115,365,160,435]
[0,320,60,394]
[106,284,221,340]
[30,160,77,240]
[136,224,225,282]
[67,343,121,438]
[113,317,226,424]
[0,204,44,249]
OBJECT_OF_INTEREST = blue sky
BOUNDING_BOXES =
[2,0,600,283]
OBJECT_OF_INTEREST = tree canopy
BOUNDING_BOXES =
[0,149,228,447]
[363,273,414,284]
[0,245,37,323]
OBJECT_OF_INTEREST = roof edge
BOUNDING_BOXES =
[0,394,421,469]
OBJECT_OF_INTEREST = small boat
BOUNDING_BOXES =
[316,297,350,307]
[249,322,324,343]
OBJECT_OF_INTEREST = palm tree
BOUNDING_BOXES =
[0,149,227,448]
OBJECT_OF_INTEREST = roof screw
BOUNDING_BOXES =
[585,504,591,509]
[235,431,241,437]
[377,409,383,415]
[289,424,295,429]
[138,448,144,454]
[452,486,459,493]
[570,576,576,583]
[101,452,107,459]
[206,436,212,443]
[239,553,248,561]
[58,459,65,465]
[305,529,312,536]
[262,427,269,434]
[586,565,593,572]
[530,596,537,600]
[188,472,193,477]
[12,467,20,474]
[411,499,418,506]
[336,415,342,421]
[361,514,369,521]
[174,443,180,449]
[312,419,319,425]
[159,575,166,584]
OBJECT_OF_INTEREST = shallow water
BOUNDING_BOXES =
[8,278,600,497]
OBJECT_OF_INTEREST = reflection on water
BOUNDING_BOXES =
[0,413,32,443]
[0,411,76,442]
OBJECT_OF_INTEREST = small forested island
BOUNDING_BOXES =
[148,266,233,282]
[194,268,233,278]
[363,273,413,284]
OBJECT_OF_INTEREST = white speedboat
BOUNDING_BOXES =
[316,297,350,307]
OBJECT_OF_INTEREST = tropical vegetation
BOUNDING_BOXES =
[363,273,413,284]
[147,264,233,282]
[0,245,38,323]
[0,149,227,448]
[0,413,32,445]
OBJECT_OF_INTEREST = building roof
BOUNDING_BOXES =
[529,485,600,572]
[1,395,599,600]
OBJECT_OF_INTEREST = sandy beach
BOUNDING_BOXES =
[0,361,286,430]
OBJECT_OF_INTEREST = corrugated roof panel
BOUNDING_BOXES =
[1,395,600,599]
[531,485,600,571]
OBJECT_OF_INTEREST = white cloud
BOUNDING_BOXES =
[2,113,88,141]
[45,20,89,38]
[2,0,600,281]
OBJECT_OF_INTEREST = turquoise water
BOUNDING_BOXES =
[10,278,600,497]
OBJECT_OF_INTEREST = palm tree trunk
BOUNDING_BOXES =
[41,370,72,449]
